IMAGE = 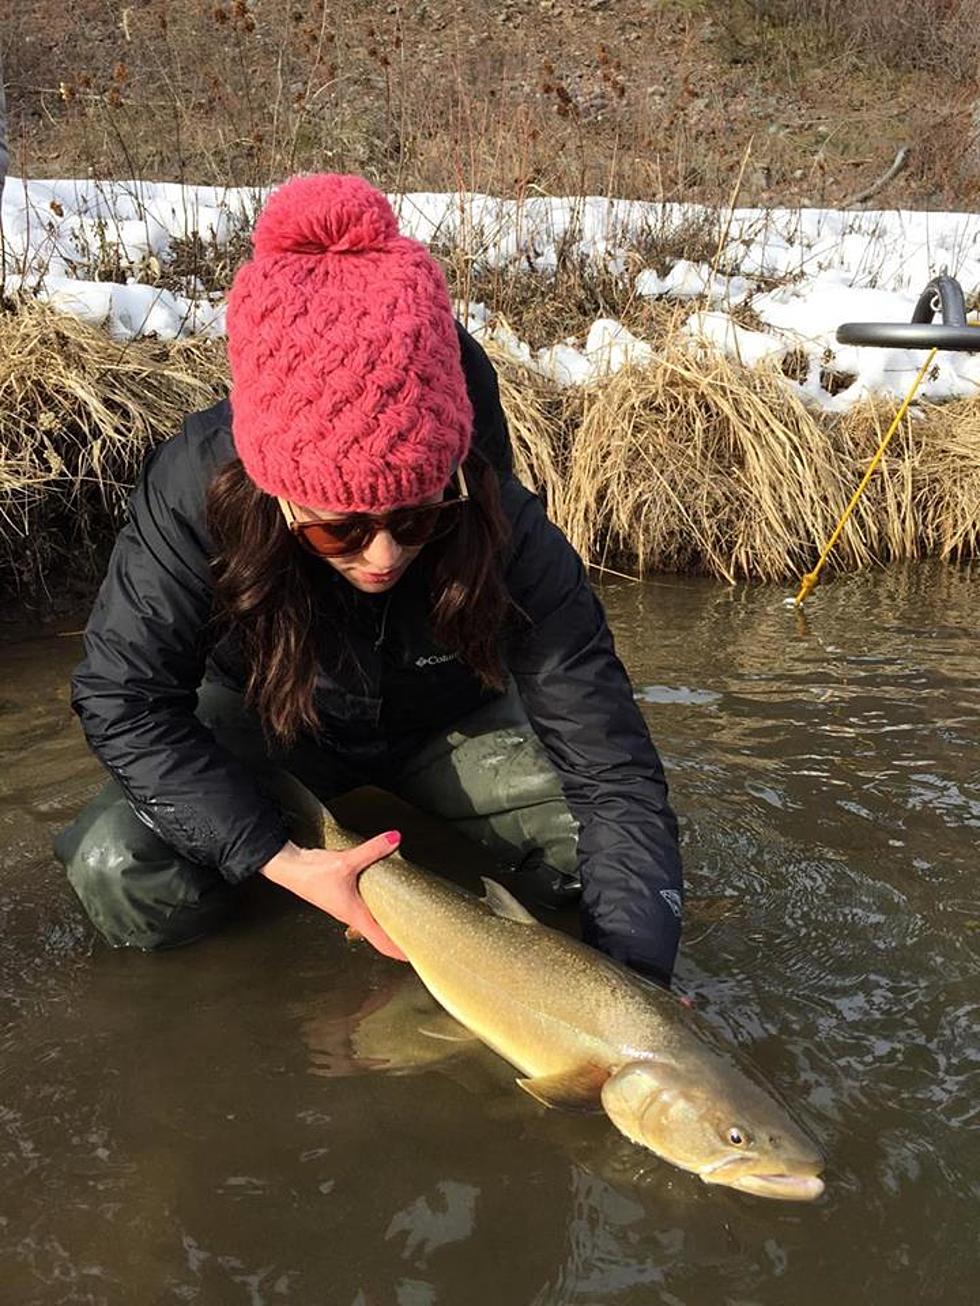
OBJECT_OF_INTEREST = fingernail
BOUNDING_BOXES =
[384,830,401,846]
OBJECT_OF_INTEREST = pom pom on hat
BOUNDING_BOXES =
[253,173,399,257]
[227,173,473,510]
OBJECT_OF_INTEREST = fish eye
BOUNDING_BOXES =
[728,1127,746,1146]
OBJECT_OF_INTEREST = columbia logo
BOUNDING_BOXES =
[659,889,683,919]
[414,653,458,668]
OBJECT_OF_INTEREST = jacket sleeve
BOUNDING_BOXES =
[504,484,683,984]
[70,425,289,882]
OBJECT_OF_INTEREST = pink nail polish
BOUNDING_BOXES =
[384,831,401,845]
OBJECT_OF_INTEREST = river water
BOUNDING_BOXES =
[1,562,977,1304]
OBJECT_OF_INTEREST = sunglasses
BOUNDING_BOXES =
[281,466,470,559]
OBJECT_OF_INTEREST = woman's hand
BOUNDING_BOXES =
[260,832,408,962]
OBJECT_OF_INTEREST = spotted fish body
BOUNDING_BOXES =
[291,783,825,1201]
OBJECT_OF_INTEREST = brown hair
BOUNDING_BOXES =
[206,453,511,745]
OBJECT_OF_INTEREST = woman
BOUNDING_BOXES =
[55,174,683,986]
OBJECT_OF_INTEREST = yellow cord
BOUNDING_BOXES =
[794,347,938,606]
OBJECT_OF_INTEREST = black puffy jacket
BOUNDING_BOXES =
[71,327,683,980]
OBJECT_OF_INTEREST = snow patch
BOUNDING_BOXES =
[4,176,980,406]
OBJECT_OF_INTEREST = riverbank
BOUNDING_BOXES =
[2,293,978,601]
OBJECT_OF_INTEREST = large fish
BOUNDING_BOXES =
[282,780,825,1202]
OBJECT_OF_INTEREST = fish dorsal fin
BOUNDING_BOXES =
[516,1064,609,1112]
[481,877,538,925]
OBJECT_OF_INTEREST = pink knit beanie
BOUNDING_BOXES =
[226,174,473,509]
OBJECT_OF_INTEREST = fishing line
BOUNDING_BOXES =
[791,348,937,608]
[791,273,980,608]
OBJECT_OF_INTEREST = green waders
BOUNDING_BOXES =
[54,682,580,950]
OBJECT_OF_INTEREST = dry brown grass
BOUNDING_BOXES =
[0,296,226,593]
[495,344,980,585]
[558,346,844,584]
[2,296,978,597]
[737,0,980,79]
[480,334,568,523]
[6,0,975,211]
[869,402,980,562]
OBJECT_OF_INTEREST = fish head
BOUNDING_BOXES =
[600,1057,824,1202]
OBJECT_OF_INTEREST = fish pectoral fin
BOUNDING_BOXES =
[417,1014,479,1043]
[516,1065,609,1112]
[481,878,538,925]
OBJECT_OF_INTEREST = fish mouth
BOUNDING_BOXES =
[719,1171,825,1202]
[700,1155,825,1201]
[705,1170,831,1196]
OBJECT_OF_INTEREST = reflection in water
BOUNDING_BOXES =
[297,973,477,1080]
[2,562,980,1302]
[634,684,722,707]
[543,1168,660,1301]
[386,1179,480,1263]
